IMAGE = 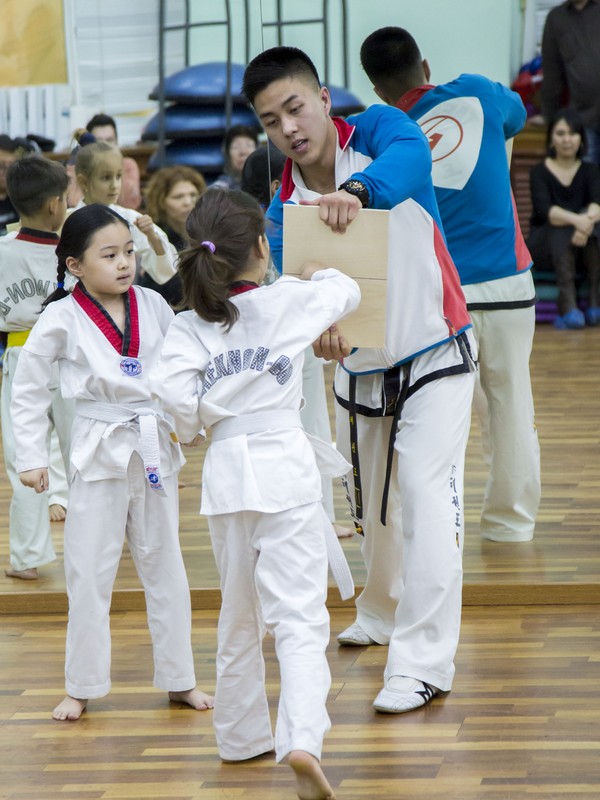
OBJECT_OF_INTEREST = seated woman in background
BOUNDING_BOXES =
[141,165,207,307]
[528,108,600,329]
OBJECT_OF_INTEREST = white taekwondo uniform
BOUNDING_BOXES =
[0,228,74,571]
[10,284,195,700]
[152,269,360,763]
[267,107,477,693]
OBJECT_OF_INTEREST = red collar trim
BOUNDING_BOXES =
[228,281,259,297]
[397,85,435,112]
[128,287,140,356]
[15,228,60,245]
[72,284,139,357]
[279,117,356,202]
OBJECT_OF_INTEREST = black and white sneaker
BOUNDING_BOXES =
[373,676,438,713]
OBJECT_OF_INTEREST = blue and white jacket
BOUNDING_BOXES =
[399,74,532,291]
[266,104,471,375]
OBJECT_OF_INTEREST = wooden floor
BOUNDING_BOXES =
[1,323,600,798]
[1,604,600,799]
[1,323,599,611]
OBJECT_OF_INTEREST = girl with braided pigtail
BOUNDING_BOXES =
[11,203,214,721]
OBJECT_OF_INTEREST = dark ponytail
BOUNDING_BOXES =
[43,204,130,308]
[178,188,265,330]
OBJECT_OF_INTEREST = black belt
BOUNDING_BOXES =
[341,332,475,529]
[347,361,412,527]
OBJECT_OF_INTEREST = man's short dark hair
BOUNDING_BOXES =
[86,113,117,134]
[243,46,321,106]
[6,156,68,217]
[360,27,423,93]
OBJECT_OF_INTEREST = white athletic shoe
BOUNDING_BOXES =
[373,676,438,713]
[337,622,378,646]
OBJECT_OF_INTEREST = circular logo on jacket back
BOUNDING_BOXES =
[416,96,484,191]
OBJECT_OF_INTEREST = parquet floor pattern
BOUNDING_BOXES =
[1,605,600,800]
[1,324,599,611]
[1,324,599,798]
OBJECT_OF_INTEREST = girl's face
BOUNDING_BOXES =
[551,119,582,160]
[79,151,123,205]
[228,135,257,173]
[67,222,135,304]
[163,180,200,228]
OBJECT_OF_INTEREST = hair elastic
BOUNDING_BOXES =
[57,281,64,288]
[200,240,216,254]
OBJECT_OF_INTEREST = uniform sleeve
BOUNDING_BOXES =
[150,313,209,443]
[306,269,361,332]
[468,74,526,139]
[497,83,527,139]
[10,310,64,472]
[265,188,284,274]
[131,217,177,286]
[345,105,433,210]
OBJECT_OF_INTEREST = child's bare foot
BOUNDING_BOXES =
[168,687,214,710]
[49,503,67,522]
[5,566,38,580]
[289,751,335,799]
[333,523,353,539]
[52,695,87,721]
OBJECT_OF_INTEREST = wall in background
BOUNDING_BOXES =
[1,0,529,149]
[186,0,525,108]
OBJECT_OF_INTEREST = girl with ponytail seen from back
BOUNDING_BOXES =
[152,187,361,799]
[176,187,266,329]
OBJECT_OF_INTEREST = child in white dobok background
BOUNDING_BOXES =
[1,156,74,579]
[10,204,213,721]
[151,189,360,800]
[70,137,177,287]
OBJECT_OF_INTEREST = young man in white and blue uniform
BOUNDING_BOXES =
[360,27,540,545]
[243,45,477,715]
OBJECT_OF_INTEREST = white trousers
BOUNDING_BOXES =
[336,368,475,691]
[300,348,336,522]
[64,453,195,699]
[209,502,331,763]
[470,306,541,541]
[1,346,73,570]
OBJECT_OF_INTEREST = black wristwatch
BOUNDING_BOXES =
[338,178,370,208]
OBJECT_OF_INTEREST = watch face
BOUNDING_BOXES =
[341,179,369,206]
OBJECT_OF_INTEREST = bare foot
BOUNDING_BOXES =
[49,503,67,522]
[333,523,353,539]
[289,751,335,800]
[52,695,87,721]
[168,687,214,710]
[5,566,38,580]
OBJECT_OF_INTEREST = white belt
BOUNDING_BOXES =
[211,409,303,441]
[210,410,354,601]
[76,399,167,496]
